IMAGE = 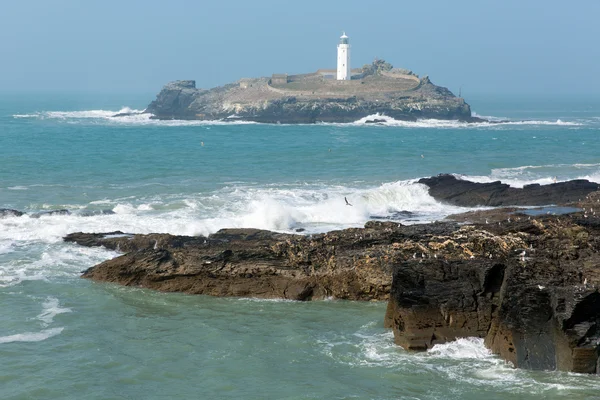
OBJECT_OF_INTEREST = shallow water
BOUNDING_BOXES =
[1,93,600,399]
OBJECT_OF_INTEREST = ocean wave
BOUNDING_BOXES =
[0,327,63,344]
[457,163,600,188]
[347,113,584,128]
[0,180,473,246]
[12,108,257,126]
[13,109,586,128]
[0,241,118,287]
[36,297,72,326]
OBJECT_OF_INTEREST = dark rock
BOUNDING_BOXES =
[0,208,24,218]
[112,112,143,118]
[370,210,415,220]
[30,209,71,218]
[419,174,600,207]
[386,214,600,373]
[78,209,116,217]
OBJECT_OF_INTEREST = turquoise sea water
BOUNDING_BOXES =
[1,93,600,399]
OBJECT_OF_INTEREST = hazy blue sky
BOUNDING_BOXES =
[1,0,598,96]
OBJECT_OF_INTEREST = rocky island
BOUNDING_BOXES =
[58,176,600,374]
[143,59,477,124]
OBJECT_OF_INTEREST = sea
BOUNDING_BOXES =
[1,92,600,399]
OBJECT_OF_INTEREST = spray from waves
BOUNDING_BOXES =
[457,163,600,188]
[0,180,473,242]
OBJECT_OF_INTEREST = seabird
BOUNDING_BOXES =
[344,197,353,206]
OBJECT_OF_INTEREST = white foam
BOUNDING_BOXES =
[12,108,257,126]
[36,297,72,326]
[427,337,492,360]
[458,163,600,188]
[0,327,63,344]
[331,113,585,128]
[0,242,117,287]
[12,109,586,128]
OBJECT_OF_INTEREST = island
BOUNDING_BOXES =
[144,61,477,124]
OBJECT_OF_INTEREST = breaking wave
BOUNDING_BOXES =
[13,109,587,128]
[346,113,585,128]
[458,163,600,188]
[12,108,257,126]
[0,328,64,344]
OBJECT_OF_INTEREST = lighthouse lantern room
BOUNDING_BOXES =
[337,32,350,81]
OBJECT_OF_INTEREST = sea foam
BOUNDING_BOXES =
[0,327,64,344]
[13,109,586,128]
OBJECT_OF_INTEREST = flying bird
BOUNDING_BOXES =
[345,197,353,206]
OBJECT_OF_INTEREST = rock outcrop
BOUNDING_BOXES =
[70,225,403,301]
[65,186,600,374]
[419,174,600,207]
[143,61,477,123]
[384,191,600,373]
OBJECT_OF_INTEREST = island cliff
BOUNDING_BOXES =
[143,61,477,123]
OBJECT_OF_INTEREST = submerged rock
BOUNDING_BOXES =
[419,174,600,207]
[30,209,71,218]
[78,209,116,217]
[0,208,24,218]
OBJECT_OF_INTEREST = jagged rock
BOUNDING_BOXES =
[0,208,24,218]
[69,226,410,301]
[385,214,600,373]
[419,174,600,207]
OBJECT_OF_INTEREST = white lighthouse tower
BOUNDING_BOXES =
[337,32,351,81]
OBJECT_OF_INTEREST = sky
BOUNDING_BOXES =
[1,0,598,96]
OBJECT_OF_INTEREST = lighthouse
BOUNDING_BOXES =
[337,32,350,81]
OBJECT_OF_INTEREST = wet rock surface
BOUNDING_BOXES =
[0,208,24,218]
[386,194,600,373]
[419,174,600,207]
